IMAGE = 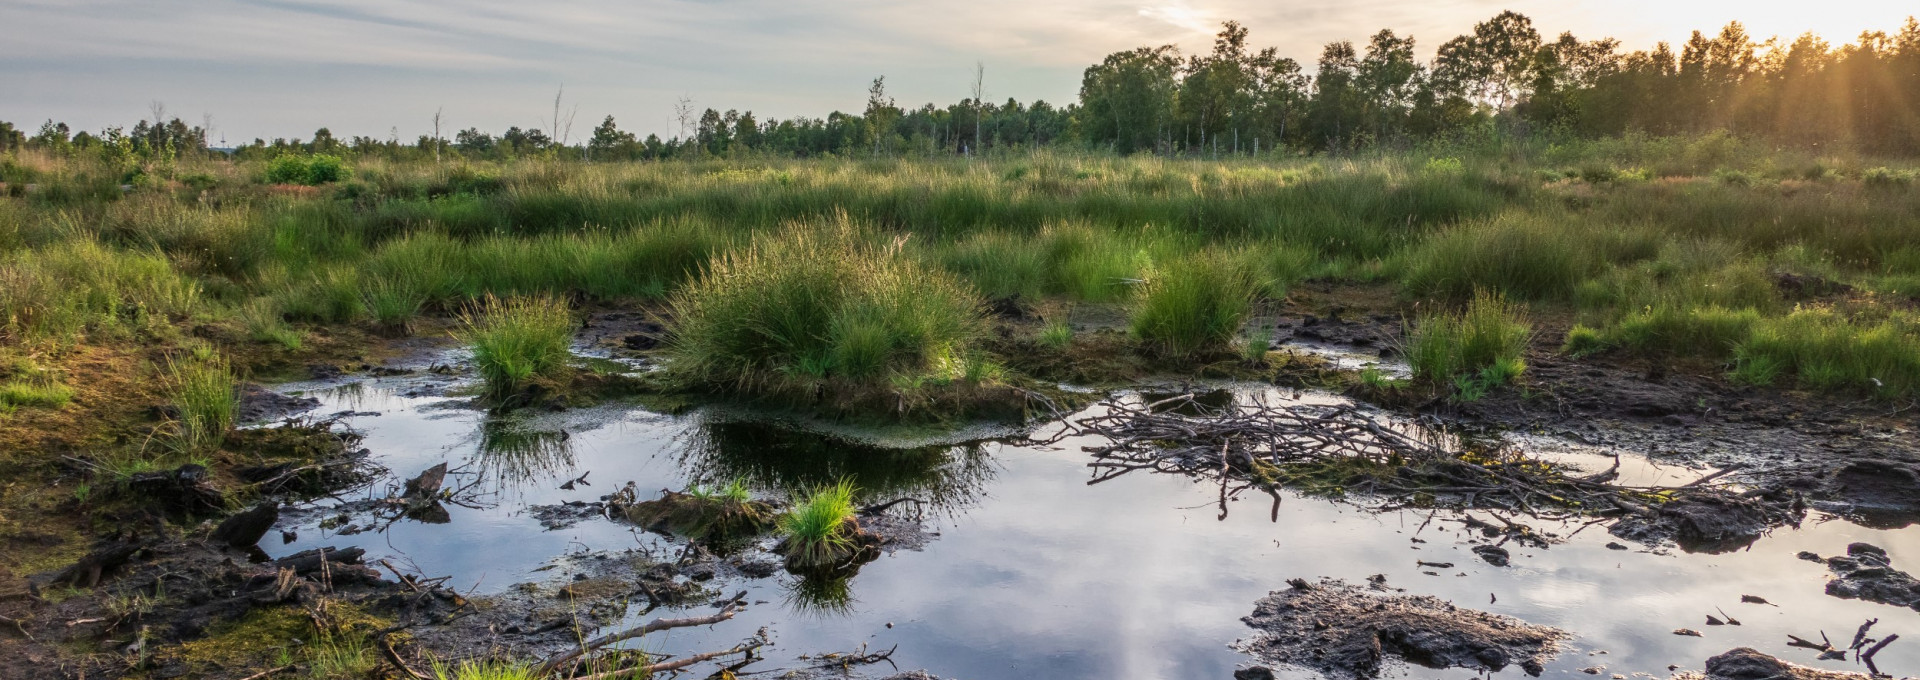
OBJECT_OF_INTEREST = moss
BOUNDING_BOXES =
[161,600,393,676]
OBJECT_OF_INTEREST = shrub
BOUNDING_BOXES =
[165,351,237,452]
[1404,291,1532,388]
[1130,250,1256,359]
[779,479,858,569]
[459,295,575,399]
[1863,167,1915,189]
[264,154,351,186]
[667,216,983,389]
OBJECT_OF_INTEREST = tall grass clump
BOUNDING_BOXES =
[1400,214,1652,302]
[458,295,575,399]
[165,351,238,452]
[1732,310,1920,398]
[667,217,983,391]
[428,660,538,680]
[1405,292,1532,393]
[779,479,858,569]
[1130,250,1256,359]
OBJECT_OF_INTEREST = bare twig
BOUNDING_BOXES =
[532,591,747,677]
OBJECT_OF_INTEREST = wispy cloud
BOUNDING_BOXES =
[3,0,1913,141]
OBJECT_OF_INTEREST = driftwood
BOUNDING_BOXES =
[1035,393,1693,520]
[274,546,365,574]
[531,591,751,678]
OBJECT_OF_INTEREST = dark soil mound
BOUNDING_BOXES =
[1236,578,1566,678]
[1820,542,1920,611]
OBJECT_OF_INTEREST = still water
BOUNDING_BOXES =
[266,375,1918,680]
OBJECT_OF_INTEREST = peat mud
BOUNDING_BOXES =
[1454,349,1920,526]
[1235,577,1568,678]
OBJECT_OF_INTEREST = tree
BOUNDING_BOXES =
[865,76,901,154]
[1080,45,1181,153]
[588,116,636,159]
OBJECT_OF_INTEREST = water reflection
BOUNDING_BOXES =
[677,417,996,513]
[472,419,577,494]
[784,573,857,617]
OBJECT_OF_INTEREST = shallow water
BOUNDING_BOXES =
[267,376,1920,680]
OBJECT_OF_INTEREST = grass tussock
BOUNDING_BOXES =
[779,479,859,569]
[1130,250,1256,359]
[668,215,984,392]
[164,350,237,452]
[458,295,575,400]
[1405,292,1532,397]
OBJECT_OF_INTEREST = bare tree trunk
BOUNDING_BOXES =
[431,108,443,164]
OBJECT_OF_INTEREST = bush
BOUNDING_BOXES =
[264,154,351,186]
[459,295,575,399]
[1130,250,1255,359]
[1863,167,1916,189]
[667,216,983,389]
[1405,292,1532,389]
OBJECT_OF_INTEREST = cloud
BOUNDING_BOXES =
[4,0,1914,141]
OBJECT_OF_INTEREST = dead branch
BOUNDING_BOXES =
[532,591,747,677]
[1052,392,1699,521]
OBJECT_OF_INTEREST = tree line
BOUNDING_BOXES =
[7,11,1920,162]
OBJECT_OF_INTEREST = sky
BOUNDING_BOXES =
[3,0,1916,143]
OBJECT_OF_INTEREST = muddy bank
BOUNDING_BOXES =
[1816,543,1920,611]
[1694,647,1904,680]
[1456,349,1920,525]
[1235,577,1568,678]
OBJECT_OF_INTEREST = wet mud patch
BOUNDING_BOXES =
[1455,349,1920,524]
[1694,647,1884,680]
[1235,578,1567,678]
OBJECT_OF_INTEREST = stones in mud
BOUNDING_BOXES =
[1472,545,1511,567]
[1821,542,1920,611]
[1236,578,1566,679]
[209,502,279,548]
[1233,667,1278,680]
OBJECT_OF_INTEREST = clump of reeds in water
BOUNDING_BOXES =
[457,294,575,401]
[777,479,869,570]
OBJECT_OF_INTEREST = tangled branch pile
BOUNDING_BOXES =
[1052,393,1677,519]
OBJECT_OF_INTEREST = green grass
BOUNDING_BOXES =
[164,351,237,452]
[779,479,858,569]
[1405,292,1532,393]
[1038,320,1074,349]
[667,216,983,390]
[687,478,753,504]
[458,295,575,399]
[0,379,73,411]
[428,660,539,680]
[4,142,1920,408]
[1130,250,1256,359]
